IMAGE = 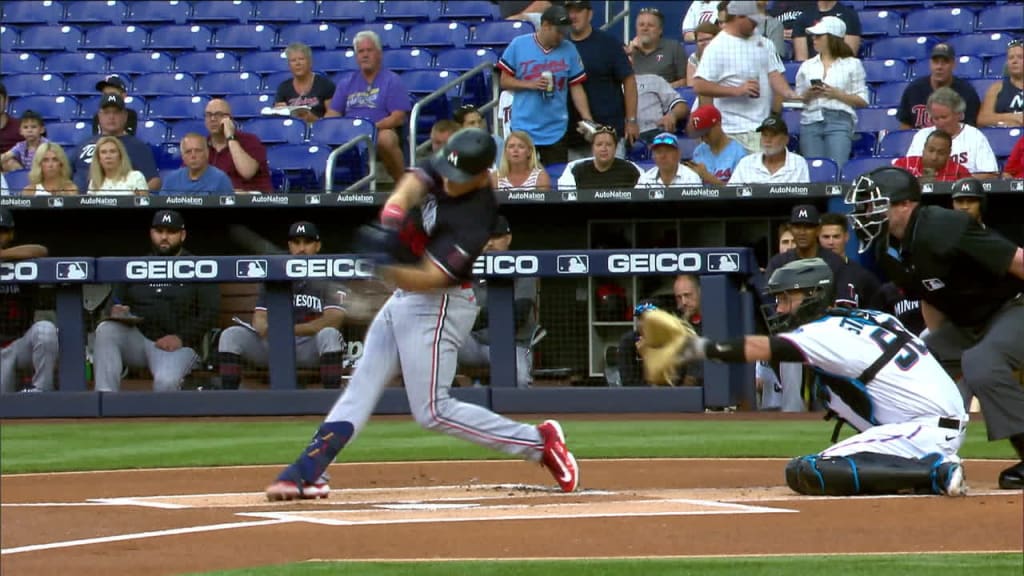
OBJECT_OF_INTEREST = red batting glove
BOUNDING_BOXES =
[380,204,406,229]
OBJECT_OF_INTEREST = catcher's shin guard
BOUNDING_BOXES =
[277,421,354,484]
[786,452,957,496]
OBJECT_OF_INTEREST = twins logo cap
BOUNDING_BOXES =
[689,105,721,136]
[151,209,185,230]
[289,220,320,241]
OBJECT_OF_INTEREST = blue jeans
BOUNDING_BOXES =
[800,109,854,170]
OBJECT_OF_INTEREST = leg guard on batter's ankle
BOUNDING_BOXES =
[277,421,354,484]
[786,452,952,496]
[319,351,345,389]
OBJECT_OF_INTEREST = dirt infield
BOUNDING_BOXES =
[1,459,1021,576]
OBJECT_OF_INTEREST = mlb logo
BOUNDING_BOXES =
[1011,181,1024,192]
[556,255,589,273]
[737,187,753,198]
[236,259,268,279]
[921,183,934,194]
[306,194,321,205]
[648,189,664,200]
[826,185,842,196]
[48,197,64,208]
[134,196,151,207]
[708,253,740,272]
[56,261,89,280]
[561,191,578,202]
[921,278,945,291]
[220,195,236,206]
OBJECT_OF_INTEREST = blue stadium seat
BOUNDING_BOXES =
[4,73,65,97]
[784,61,800,84]
[807,158,839,183]
[317,50,359,73]
[4,169,30,194]
[83,25,149,52]
[8,95,80,123]
[251,0,317,24]
[841,156,897,182]
[1,0,64,25]
[64,1,128,25]
[63,72,116,97]
[987,54,1007,78]
[124,1,190,25]
[975,4,1024,32]
[869,36,937,61]
[441,1,500,23]
[16,25,84,52]
[901,7,976,35]
[195,72,263,95]
[239,51,290,74]
[109,52,175,75]
[132,72,196,96]
[136,119,171,145]
[227,94,276,119]
[78,95,146,118]
[261,71,294,93]
[332,71,356,89]
[147,95,210,121]
[861,58,908,83]
[780,108,802,132]
[175,51,238,74]
[402,69,461,139]
[678,138,700,160]
[317,1,378,25]
[467,21,534,49]
[675,86,696,105]
[190,1,253,24]
[859,10,902,37]
[167,119,206,142]
[872,81,909,107]
[404,22,470,49]
[910,55,986,79]
[146,24,212,52]
[243,117,307,145]
[41,120,93,148]
[342,23,406,50]
[308,116,375,146]
[877,129,916,157]
[435,47,499,71]
[948,33,1015,58]
[377,1,440,23]
[211,24,278,52]
[0,26,19,53]
[970,78,998,97]
[857,107,901,132]
[275,23,342,50]
[155,142,182,170]
[382,48,435,72]
[850,132,878,158]
[981,127,1022,158]
[266,144,331,192]
[2,52,43,74]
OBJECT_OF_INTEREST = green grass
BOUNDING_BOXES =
[194,554,1023,576]
[0,419,1013,474]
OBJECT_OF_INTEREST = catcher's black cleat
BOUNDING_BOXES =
[998,461,1024,490]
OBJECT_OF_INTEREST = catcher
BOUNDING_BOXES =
[639,258,968,496]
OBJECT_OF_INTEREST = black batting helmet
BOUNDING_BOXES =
[431,127,496,183]
[763,258,834,333]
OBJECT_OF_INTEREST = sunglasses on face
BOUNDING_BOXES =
[594,125,616,136]
[1009,39,1023,48]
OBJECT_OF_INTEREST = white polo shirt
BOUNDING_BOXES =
[906,124,999,174]
[695,31,786,134]
[729,150,811,184]
[635,164,702,187]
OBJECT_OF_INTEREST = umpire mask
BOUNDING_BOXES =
[844,167,921,254]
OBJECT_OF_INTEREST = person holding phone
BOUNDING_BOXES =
[204,98,272,193]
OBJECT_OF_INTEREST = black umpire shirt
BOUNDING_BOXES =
[879,205,1024,329]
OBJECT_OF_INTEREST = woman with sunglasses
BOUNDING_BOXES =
[557,126,641,190]
[978,39,1024,128]
[491,131,551,191]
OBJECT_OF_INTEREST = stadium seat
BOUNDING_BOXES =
[850,132,878,158]
[901,7,976,35]
[981,127,1022,158]
[195,72,263,95]
[240,117,307,145]
[4,73,65,97]
[123,1,191,26]
[275,23,342,50]
[861,59,908,83]
[987,54,1007,78]
[332,71,356,90]
[109,52,175,75]
[910,56,985,79]
[435,47,499,71]
[780,108,802,131]
[211,24,278,52]
[857,107,901,132]
[467,21,534,49]
[317,50,360,73]
[64,1,128,25]
[308,116,375,146]
[168,119,206,142]
[41,120,92,148]
[136,119,171,145]
[190,1,253,24]
[872,81,909,107]
[377,1,440,23]
[8,95,80,123]
[146,24,212,52]
[877,129,916,157]
[441,1,500,23]
[266,144,331,192]
[1,0,64,25]
[78,95,146,118]
[0,26,19,53]
[948,33,1014,58]
[174,51,238,75]
[16,25,84,52]
[869,36,937,61]
[261,71,294,93]
[251,0,317,24]
[83,25,149,52]
[227,94,276,119]
[807,158,839,183]
[147,95,210,121]
[239,51,290,74]
[2,52,43,74]
[841,156,898,182]
[317,0,378,25]
[341,23,406,50]
[975,4,1024,32]
[675,86,696,105]
[382,48,435,72]
[970,78,998,97]
[155,141,182,170]
[132,72,196,97]
[4,169,30,195]
[859,10,902,37]
[405,22,470,48]
[784,61,801,84]
[678,138,699,160]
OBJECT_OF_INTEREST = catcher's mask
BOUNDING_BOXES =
[762,258,834,334]
[844,166,921,254]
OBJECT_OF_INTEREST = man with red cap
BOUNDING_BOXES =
[686,104,748,185]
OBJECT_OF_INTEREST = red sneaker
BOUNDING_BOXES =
[537,420,579,493]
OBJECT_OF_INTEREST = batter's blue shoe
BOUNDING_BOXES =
[538,420,579,493]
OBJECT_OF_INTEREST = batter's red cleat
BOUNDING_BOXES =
[265,474,331,501]
[538,419,579,493]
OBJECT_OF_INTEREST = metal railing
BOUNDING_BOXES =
[602,0,631,38]
[324,133,377,193]
[414,67,502,159]
[408,60,497,161]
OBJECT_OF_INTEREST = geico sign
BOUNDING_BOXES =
[607,252,702,273]
[286,258,374,278]
[126,260,218,280]
[0,262,38,281]
[472,255,539,275]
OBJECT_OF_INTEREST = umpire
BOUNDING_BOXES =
[846,166,1024,489]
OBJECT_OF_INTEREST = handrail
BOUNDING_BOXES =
[415,67,502,158]
[601,0,630,36]
[408,60,496,160]
[324,133,377,194]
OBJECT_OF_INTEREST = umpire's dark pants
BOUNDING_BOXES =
[925,294,1024,441]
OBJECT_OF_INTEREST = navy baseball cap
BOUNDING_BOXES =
[96,74,128,92]
[491,214,511,237]
[757,115,789,135]
[790,204,820,225]
[100,93,126,111]
[289,221,320,241]
[0,207,14,229]
[650,132,679,150]
[152,209,185,230]
[951,177,985,199]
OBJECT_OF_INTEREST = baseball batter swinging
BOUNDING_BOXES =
[265,128,579,500]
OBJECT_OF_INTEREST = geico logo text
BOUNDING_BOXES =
[286,258,374,278]
[607,253,702,273]
[472,255,540,275]
[0,262,39,281]
[126,260,218,280]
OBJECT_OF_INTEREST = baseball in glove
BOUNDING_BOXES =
[636,309,698,386]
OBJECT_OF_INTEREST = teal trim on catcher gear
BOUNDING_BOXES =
[785,452,963,496]
[277,421,354,485]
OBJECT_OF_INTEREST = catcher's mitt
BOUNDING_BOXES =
[636,309,697,386]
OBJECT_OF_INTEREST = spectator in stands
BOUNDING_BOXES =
[454,106,503,167]
[93,210,218,393]
[0,207,57,394]
[897,44,982,130]
[91,75,138,136]
[564,0,638,159]
[818,212,880,307]
[686,104,747,185]
[978,39,1023,128]
[754,1,786,59]
[681,1,718,43]
[693,1,798,154]
[160,133,234,196]
[274,42,337,124]
[905,88,999,179]
[635,132,702,188]
[729,116,810,183]
[22,142,78,196]
[635,73,689,145]
[492,130,551,190]
[217,221,346,391]
[325,30,411,184]
[892,129,971,182]
[86,136,148,196]
[205,98,272,193]
[626,7,687,89]
[557,126,641,189]
[0,82,22,156]
[1003,135,1024,179]
[1,110,47,172]
[686,22,721,102]
[791,1,861,62]
[498,5,594,165]
[72,94,159,193]
[769,1,806,45]
[618,275,703,387]
[794,16,868,171]
[950,177,987,229]
[429,119,459,154]
[496,0,552,28]
[778,222,795,253]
